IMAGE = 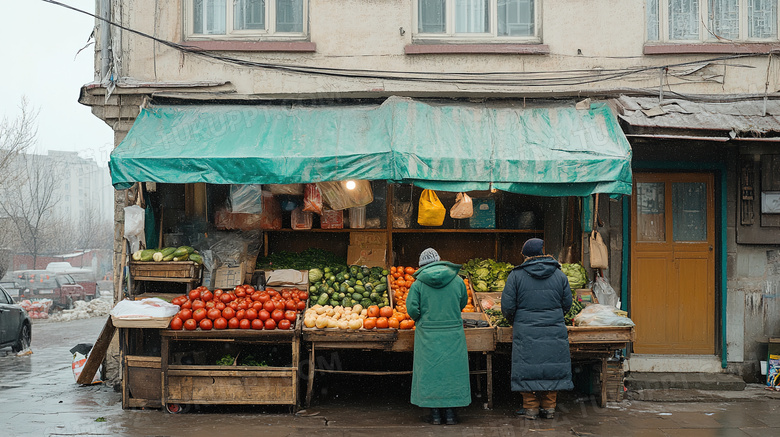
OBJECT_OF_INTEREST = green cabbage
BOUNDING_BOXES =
[308,268,324,284]
[561,263,588,290]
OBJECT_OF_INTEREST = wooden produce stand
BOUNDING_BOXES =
[302,312,496,409]
[129,261,202,295]
[120,327,163,409]
[160,324,301,411]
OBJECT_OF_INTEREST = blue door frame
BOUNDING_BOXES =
[622,161,728,368]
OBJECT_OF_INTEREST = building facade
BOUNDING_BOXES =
[80,0,780,380]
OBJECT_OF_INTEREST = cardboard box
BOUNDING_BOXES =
[213,264,246,290]
[469,198,496,229]
[350,231,386,247]
[320,210,344,229]
[347,245,387,267]
[263,270,309,290]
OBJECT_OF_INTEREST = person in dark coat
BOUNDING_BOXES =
[501,238,573,420]
[407,248,471,425]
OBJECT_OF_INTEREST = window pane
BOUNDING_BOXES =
[710,0,739,40]
[193,0,226,35]
[276,0,304,33]
[669,0,699,40]
[749,0,777,38]
[637,182,666,242]
[419,0,446,33]
[672,182,707,242]
[235,0,265,30]
[647,0,659,41]
[455,0,489,33]
[498,0,534,36]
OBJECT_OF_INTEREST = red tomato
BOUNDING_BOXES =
[236,289,247,298]
[184,318,198,330]
[298,291,309,300]
[215,301,226,311]
[205,301,215,309]
[271,309,285,322]
[268,289,279,297]
[251,319,264,330]
[180,299,192,309]
[220,293,233,304]
[199,318,213,330]
[170,317,183,330]
[245,285,256,293]
[201,290,213,302]
[214,317,228,330]
[229,301,239,310]
[189,290,201,301]
[277,319,291,330]
[258,310,271,322]
[285,300,297,311]
[176,294,188,302]
[258,293,270,304]
[296,300,307,311]
[238,301,249,310]
[250,292,261,302]
[239,318,251,329]
[222,307,235,319]
[274,301,286,312]
[171,297,183,306]
[245,308,258,320]
[235,309,246,320]
[178,309,192,321]
[192,308,207,322]
[263,301,276,313]
[281,291,291,300]
[214,289,224,298]
[191,299,205,310]
[228,317,240,329]
[264,319,277,330]
[207,308,221,320]
[252,302,264,311]
[284,310,297,322]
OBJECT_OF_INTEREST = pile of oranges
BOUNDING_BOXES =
[462,278,476,312]
[362,304,415,330]
[390,266,417,316]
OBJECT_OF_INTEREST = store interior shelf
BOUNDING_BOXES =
[390,229,543,234]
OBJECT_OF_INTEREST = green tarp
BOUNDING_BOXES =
[110,96,632,196]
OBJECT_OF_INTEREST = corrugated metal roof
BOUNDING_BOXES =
[614,95,780,135]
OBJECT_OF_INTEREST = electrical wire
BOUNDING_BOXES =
[42,0,770,89]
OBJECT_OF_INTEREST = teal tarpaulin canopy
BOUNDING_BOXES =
[110,96,632,196]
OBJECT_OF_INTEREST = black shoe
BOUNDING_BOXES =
[540,408,555,419]
[444,408,458,425]
[515,408,539,420]
[429,408,442,425]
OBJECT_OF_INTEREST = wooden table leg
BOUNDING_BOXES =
[486,352,493,410]
[474,352,483,395]
[161,335,169,409]
[305,344,315,408]
[600,357,607,408]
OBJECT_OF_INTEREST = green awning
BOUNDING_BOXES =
[110,96,632,196]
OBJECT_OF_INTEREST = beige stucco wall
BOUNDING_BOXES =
[109,0,780,97]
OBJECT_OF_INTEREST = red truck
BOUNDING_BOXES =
[16,270,86,309]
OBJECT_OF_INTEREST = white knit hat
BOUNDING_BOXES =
[419,248,441,267]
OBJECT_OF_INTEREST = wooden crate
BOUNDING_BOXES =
[124,356,162,409]
[166,367,297,405]
[474,292,512,343]
[567,326,635,344]
[462,312,496,352]
[130,261,202,282]
[599,360,625,402]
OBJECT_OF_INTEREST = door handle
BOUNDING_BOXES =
[709,245,714,251]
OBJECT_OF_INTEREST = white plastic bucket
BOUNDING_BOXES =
[349,206,366,229]
[761,360,768,376]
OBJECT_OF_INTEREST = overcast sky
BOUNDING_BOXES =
[0,0,113,165]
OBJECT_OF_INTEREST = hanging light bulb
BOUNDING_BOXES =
[345,180,357,190]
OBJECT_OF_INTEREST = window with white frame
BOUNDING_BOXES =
[415,0,537,39]
[647,0,778,42]
[187,0,307,39]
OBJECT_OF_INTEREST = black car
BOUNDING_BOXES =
[0,285,31,352]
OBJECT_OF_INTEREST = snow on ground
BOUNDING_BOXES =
[48,296,114,322]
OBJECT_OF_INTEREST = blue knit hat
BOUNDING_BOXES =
[419,248,441,267]
[521,238,544,257]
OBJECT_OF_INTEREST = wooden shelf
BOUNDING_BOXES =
[265,228,543,234]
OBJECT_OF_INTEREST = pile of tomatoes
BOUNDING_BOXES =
[169,285,308,331]
[362,304,415,330]
[389,266,417,317]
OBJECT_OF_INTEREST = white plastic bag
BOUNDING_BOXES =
[230,184,263,214]
[450,192,474,219]
[593,274,619,308]
[110,298,180,319]
[573,304,635,327]
[123,205,146,253]
[317,180,373,211]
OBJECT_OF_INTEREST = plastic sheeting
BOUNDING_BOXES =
[110,96,632,196]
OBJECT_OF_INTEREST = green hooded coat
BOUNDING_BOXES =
[407,261,471,408]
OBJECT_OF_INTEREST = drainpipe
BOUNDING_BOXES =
[100,0,111,83]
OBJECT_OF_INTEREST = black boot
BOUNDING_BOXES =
[429,408,442,425]
[444,408,458,425]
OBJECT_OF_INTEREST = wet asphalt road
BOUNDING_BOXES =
[2,316,780,436]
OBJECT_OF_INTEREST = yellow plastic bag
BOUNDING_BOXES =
[418,189,446,226]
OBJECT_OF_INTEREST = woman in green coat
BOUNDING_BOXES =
[407,248,471,425]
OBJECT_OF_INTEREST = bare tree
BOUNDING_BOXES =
[0,97,37,186]
[0,153,63,269]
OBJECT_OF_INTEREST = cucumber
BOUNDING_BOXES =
[139,249,156,262]
[189,253,203,264]
[160,247,177,257]
[152,252,164,262]
[173,253,189,262]
[132,250,143,261]
[163,254,175,261]
[172,247,190,257]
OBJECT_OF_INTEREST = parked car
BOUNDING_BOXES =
[0,284,31,352]
[59,269,99,301]
[16,270,85,309]
[0,276,22,302]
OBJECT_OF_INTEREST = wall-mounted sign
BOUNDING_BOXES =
[762,192,780,214]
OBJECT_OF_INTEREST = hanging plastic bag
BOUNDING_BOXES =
[229,184,263,214]
[267,184,304,196]
[303,183,323,214]
[590,230,609,269]
[418,189,446,226]
[450,192,474,219]
[392,201,413,228]
[592,273,619,308]
[123,205,146,253]
[317,180,373,211]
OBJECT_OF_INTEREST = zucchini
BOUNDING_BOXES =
[173,253,189,262]
[160,247,177,257]
[172,247,189,257]
[132,250,143,261]
[139,249,156,262]
[162,254,175,261]
[152,252,164,262]
[189,253,203,264]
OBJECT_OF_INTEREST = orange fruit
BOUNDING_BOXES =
[400,320,413,330]
[388,318,400,329]
[376,317,389,329]
[367,305,380,318]
[390,266,397,274]
[363,317,376,330]
[405,267,415,275]
[379,306,393,318]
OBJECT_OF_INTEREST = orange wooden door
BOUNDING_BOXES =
[631,173,715,354]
